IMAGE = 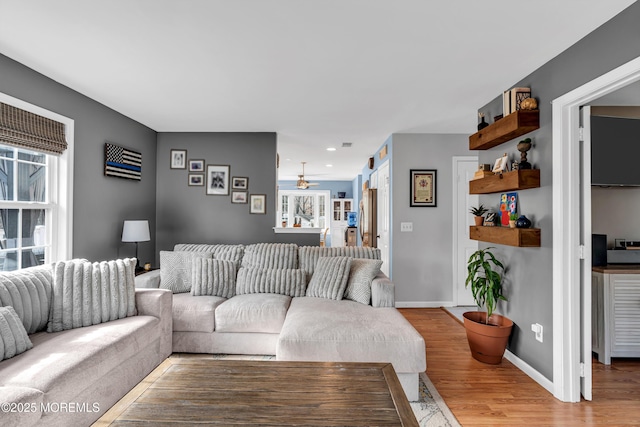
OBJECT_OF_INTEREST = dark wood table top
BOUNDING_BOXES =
[94,357,418,427]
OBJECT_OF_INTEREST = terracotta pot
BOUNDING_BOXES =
[509,220,516,228]
[463,312,513,364]
[474,216,484,226]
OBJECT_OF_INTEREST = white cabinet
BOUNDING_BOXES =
[592,271,640,364]
[330,199,353,247]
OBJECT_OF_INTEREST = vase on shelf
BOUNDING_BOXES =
[477,113,489,131]
[515,215,532,228]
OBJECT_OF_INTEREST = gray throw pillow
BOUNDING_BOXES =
[191,258,236,298]
[0,306,33,360]
[306,257,352,300]
[343,259,383,305]
[236,267,307,297]
[160,251,212,293]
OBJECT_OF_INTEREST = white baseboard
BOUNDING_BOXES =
[504,349,554,395]
[395,301,454,308]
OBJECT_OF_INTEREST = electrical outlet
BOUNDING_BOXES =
[400,222,413,232]
[531,323,543,342]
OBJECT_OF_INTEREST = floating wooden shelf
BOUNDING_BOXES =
[470,226,541,247]
[469,110,539,150]
[469,169,540,194]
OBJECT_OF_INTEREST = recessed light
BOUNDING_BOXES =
[326,164,333,167]
[326,147,337,152]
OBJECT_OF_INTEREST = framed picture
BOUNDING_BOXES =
[170,149,187,169]
[250,194,266,214]
[189,159,204,172]
[232,176,249,190]
[410,169,437,207]
[206,165,230,195]
[188,174,204,186]
[231,191,248,204]
[492,154,509,174]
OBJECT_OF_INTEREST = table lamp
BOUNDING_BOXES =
[122,220,150,270]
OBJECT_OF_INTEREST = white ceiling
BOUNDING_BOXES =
[0,1,635,180]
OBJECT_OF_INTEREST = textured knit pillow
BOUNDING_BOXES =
[305,257,352,300]
[343,259,383,305]
[191,258,236,298]
[48,258,137,332]
[0,306,33,360]
[160,251,212,293]
[236,267,307,297]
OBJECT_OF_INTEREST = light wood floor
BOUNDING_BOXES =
[400,308,640,427]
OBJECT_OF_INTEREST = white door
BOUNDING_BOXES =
[580,105,593,400]
[453,156,479,306]
[377,161,390,277]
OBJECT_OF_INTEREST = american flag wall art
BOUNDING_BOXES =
[104,143,142,181]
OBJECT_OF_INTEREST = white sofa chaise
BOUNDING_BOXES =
[0,259,172,427]
[137,243,426,400]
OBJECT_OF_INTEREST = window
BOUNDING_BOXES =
[278,190,330,229]
[0,93,74,271]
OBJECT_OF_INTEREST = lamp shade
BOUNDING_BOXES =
[122,220,150,243]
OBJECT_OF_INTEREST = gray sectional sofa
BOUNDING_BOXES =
[0,259,172,427]
[137,243,426,400]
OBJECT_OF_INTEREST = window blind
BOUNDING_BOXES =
[0,102,67,155]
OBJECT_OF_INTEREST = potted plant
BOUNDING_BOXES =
[509,213,518,228]
[463,247,513,364]
[469,204,488,226]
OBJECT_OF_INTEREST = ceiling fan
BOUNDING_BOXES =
[296,162,319,189]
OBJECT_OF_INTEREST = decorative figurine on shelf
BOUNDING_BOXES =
[515,215,532,229]
[477,112,489,131]
[520,97,538,110]
[517,138,533,170]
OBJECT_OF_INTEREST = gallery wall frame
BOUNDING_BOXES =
[410,169,437,207]
[206,164,230,195]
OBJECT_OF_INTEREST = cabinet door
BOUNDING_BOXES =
[333,201,341,221]
[610,274,640,356]
[591,272,606,362]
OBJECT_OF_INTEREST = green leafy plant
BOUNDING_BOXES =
[509,213,518,221]
[465,247,507,321]
[469,204,488,217]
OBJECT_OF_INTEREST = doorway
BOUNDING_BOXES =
[552,55,640,402]
[377,161,391,277]
[452,156,479,306]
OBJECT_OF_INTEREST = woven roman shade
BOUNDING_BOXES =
[0,102,67,155]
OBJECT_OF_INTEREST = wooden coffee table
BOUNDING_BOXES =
[93,357,418,426]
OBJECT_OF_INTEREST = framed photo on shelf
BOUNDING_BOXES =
[492,154,509,174]
[170,149,187,169]
[231,191,248,204]
[232,176,249,190]
[410,169,437,207]
[188,174,204,186]
[189,159,204,172]
[206,164,230,195]
[250,194,266,214]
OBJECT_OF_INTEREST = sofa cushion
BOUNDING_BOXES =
[236,267,306,297]
[344,259,383,305]
[305,257,352,300]
[298,246,381,281]
[0,386,43,427]
[241,243,298,269]
[47,258,137,333]
[277,297,426,374]
[160,251,212,293]
[191,258,236,298]
[0,306,33,360]
[0,265,52,333]
[215,293,291,333]
[174,243,245,267]
[0,314,161,405]
[172,292,227,332]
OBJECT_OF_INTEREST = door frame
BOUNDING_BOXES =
[552,55,640,402]
[452,156,479,306]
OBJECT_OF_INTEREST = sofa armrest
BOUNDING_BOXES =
[371,272,395,307]
[135,289,173,358]
[135,269,161,288]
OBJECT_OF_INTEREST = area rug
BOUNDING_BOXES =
[201,354,461,427]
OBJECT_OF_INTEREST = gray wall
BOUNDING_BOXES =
[0,54,158,264]
[155,132,316,262]
[390,133,469,304]
[475,2,640,380]
[592,187,640,248]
